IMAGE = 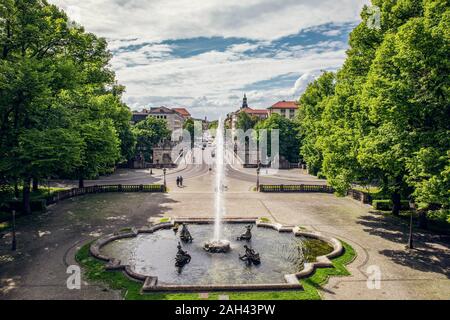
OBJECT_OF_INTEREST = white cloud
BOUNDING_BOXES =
[46,0,370,119]
[115,45,346,117]
[49,0,368,41]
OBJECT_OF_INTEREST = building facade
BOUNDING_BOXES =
[267,101,299,119]
[131,106,188,141]
[229,94,269,132]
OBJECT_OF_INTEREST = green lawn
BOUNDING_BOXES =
[75,241,356,300]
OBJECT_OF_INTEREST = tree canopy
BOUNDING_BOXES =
[255,113,300,164]
[296,0,449,221]
[236,112,260,132]
[133,116,171,162]
[0,0,135,210]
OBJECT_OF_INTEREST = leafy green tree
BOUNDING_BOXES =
[0,1,132,211]
[183,118,195,147]
[15,129,84,211]
[208,120,218,130]
[76,120,120,188]
[360,0,450,217]
[236,112,259,131]
[133,116,171,162]
[297,71,335,175]
[255,114,300,163]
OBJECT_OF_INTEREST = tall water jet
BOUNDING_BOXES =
[214,117,225,241]
[204,117,230,253]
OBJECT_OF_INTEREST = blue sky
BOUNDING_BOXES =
[50,0,369,120]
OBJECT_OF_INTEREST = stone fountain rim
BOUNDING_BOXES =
[89,217,344,293]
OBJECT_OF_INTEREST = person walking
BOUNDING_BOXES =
[180,176,184,187]
[176,176,180,187]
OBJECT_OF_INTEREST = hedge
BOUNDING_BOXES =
[372,200,410,211]
[2,199,47,213]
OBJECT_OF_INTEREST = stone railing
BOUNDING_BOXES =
[46,184,166,205]
[259,184,334,193]
[346,189,372,204]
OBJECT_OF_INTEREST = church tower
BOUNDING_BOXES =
[241,94,248,109]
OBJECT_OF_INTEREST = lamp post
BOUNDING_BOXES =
[11,210,16,251]
[407,211,414,249]
[407,197,415,249]
[11,197,17,251]
[163,168,167,190]
[256,165,261,192]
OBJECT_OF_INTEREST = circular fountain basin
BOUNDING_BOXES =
[99,223,334,286]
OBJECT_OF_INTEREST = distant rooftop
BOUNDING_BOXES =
[269,101,299,109]
[241,107,269,115]
[172,108,191,117]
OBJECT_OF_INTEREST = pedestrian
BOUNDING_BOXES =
[180,176,184,187]
[176,176,180,187]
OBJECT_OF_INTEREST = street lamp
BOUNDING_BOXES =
[407,211,414,249]
[11,197,17,251]
[163,168,167,189]
[256,164,261,192]
[407,197,415,249]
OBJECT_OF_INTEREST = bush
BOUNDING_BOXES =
[4,199,47,213]
[427,209,450,223]
[373,200,410,211]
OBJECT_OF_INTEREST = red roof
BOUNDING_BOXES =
[269,101,299,109]
[241,107,268,115]
[173,108,191,117]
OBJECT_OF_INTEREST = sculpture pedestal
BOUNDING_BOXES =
[204,240,231,253]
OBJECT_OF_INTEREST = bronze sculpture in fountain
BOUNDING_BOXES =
[237,225,253,241]
[175,242,191,268]
[179,223,193,243]
[239,245,261,265]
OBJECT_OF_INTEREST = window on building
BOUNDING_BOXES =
[281,109,286,117]
[290,109,295,118]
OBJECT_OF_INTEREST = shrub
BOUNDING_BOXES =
[5,199,47,213]
[373,200,410,211]
[427,209,450,223]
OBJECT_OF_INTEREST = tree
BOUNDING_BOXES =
[183,118,195,147]
[297,71,336,175]
[255,114,300,163]
[15,128,84,211]
[236,112,259,131]
[360,0,450,217]
[297,0,449,222]
[0,1,132,211]
[133,117,171,162]
[75,120,120,188]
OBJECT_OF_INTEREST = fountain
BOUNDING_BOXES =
[204,117,231,253]
[89,114,346,291]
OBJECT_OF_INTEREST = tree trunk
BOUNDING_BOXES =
[418,210,428,230]
[392,191,401,216]
[14,181,20,198]
[32,178,39,192]
[22,177,31,215]
[78,177,84,189]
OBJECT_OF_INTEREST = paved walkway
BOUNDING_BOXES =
[1,167,449,300]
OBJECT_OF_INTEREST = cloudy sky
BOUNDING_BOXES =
[49,0,369,119]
